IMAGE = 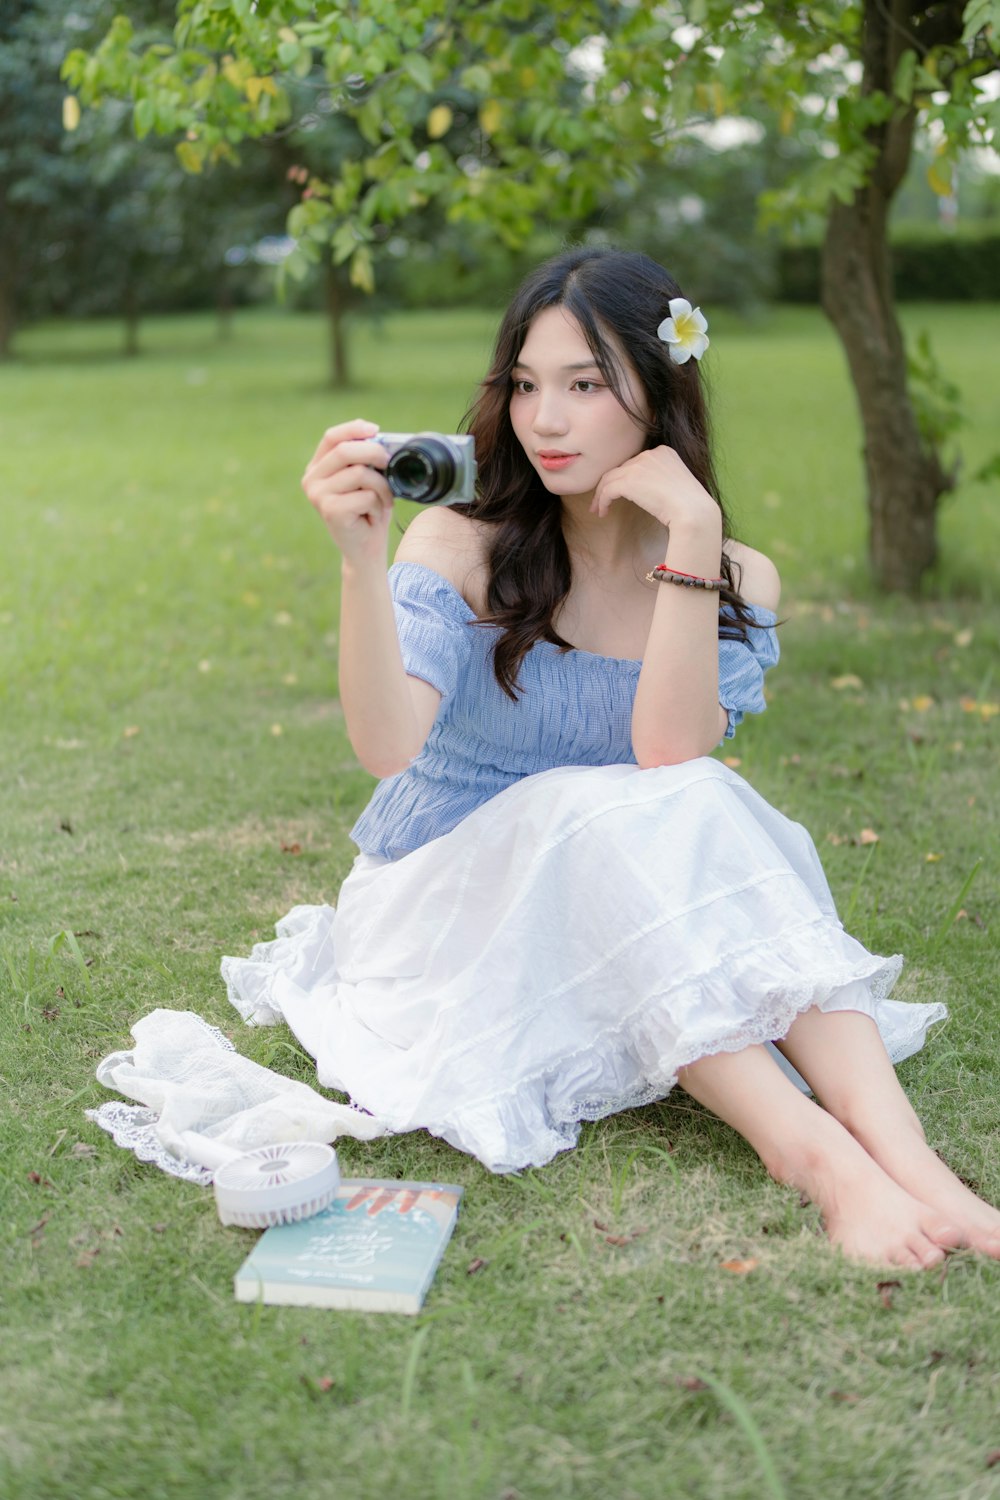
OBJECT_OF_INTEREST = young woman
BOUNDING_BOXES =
[223,247,1000,1270]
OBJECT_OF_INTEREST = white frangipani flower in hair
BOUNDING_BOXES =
[656,298,710,364]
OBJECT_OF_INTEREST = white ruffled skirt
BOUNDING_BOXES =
[222,760,946,1173]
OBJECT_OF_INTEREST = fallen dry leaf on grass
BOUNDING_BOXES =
[960,697,1000,719]
[827,829,880,848]
[876,1279,902,1309]
[831,674,864,691]
[720,1257,759,1274]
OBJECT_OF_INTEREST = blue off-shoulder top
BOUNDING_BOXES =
[350,561,780,861]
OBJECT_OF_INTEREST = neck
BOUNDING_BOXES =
[560,496,668,573]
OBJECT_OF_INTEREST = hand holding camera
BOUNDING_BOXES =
[302,420,477,564]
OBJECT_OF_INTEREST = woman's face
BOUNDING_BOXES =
[508,305,650,504]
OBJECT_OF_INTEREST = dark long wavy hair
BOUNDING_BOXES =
[462,246,758,701]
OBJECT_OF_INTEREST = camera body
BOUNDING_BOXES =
[376,432,477,506]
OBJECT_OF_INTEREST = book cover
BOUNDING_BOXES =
[233,1178,465,1314]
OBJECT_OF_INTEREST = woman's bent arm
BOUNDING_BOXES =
[338,556,442,778]
[301,418,441,778]
[632,515,729,765]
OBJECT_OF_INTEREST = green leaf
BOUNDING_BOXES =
[972,451,1000,483]
[460,63,492,94]
[349,244,375,294]
[356,95,383,145]
[403,52,434,92]
[134,97,155,136]
[331,221,359,264]
[961,0,1000,50]
[893,48,916,103]
[176,140,204,174]
[283,248,310,282]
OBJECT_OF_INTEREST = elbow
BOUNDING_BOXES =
[352,737,422,780]
[360,755,414,780]
[638,735,716,768]
[633,740,715,770]
[632,706,730,769]
[633,726,723,768]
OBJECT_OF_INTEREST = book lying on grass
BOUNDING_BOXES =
[233,1179,464,1313]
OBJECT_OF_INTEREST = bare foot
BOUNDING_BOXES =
[846,1113,1000,1259]
[770,1114,962,1269]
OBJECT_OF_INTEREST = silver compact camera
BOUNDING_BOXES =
[376,432,477,506]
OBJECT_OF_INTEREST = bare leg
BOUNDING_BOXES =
[774,1007,1000,1258]
[676,1043,963,1268]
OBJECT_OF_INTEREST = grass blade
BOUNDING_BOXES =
[48,928,94,997]
[843,844,877,933]
[927,858,983,958]
[696,1372,788,1500]
[400,1324,432,1418]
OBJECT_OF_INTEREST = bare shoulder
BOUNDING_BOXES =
[726,541,781,613]
[393,505,494,614]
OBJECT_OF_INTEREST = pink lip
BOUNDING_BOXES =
[537,452,578,470]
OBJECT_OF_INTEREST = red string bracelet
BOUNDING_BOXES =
[646,564,725,592]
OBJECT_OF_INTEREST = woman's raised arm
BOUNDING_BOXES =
[301,419,441,778]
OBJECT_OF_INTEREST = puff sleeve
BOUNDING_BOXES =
[389,561,474,709]
[717,606,780,740]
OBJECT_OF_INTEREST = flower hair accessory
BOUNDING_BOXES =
[656,299,710,364]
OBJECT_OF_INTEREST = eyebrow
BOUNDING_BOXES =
[511,360,602,373]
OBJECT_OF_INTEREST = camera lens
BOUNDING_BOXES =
[386,439,455,503]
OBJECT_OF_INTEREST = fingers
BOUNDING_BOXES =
[318,461,391,500]
[306,416,380,470]
[590,462,632,519]
[302,419,394,542]
[303,437,388,492]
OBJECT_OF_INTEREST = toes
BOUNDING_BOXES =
[917,1243,946,1269]
[968,1228,1000,1260]
[926,1221,966,1251]
[886,1240,943,1271]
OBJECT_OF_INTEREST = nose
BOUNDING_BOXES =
[531,388,569,436]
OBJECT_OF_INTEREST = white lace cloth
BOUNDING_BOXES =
[87,1008,387,1180]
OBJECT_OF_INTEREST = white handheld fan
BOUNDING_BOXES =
[213,1142,341,1228]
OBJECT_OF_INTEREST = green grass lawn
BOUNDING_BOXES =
[1,303,998,1500]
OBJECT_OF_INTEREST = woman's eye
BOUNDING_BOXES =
[512,379,534,394]
[573,380,602,393]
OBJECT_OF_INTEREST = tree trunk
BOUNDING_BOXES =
[325,261,350,388]
[821,203,948,591]
[123,278,140,357]
[0,235,15,360]
[820,0,951,593]
[216,267,233,341]
[0,277,14,360]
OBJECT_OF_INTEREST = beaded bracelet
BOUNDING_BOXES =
[645,564,725,592]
